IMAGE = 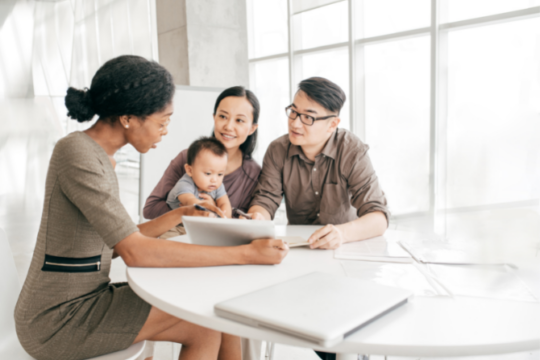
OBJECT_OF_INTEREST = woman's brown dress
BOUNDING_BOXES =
[15,132,151,360]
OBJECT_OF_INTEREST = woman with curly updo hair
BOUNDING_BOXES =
[14,55,288,360]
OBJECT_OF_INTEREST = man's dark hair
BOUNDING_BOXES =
[211,86,260,159]
[65,55,175,122]
[187,137,228,165]
[297,77,346,114]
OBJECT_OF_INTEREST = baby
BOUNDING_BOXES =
[166,137,232,218]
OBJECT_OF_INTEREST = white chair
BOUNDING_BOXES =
[0,228,146,360]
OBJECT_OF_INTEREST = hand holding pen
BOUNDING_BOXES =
[233,208,253,219]
[233,208,267,220]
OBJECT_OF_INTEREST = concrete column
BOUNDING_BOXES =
[156,0,189,85]
[156,0,249,88]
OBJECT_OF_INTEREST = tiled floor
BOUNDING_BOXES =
[1,121,538,360]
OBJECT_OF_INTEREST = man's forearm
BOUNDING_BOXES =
[336,211,388,243]
[248,205,272,220]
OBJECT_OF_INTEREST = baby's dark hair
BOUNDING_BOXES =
[64,55,175,122]
[187,137,228,165]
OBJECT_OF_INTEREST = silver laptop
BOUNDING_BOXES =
[215,272,411,347]
[182,216,275,246]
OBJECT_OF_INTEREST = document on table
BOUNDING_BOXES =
[280,236,310,248]
[334,235,413,263]
[340,261,443,297]
[399,238,516,267]
[426,264,538,302]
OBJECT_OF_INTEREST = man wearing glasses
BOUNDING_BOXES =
[247,77,389,251]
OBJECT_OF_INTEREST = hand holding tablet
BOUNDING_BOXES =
[182,216,313,249]
[183,216,275,246]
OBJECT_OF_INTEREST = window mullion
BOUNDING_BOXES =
[431,0,449,236]
[287,0,295,103]
[348,0,356,133]
[429,0,439,232]
[434,0,449,237]
[354,0,366,141]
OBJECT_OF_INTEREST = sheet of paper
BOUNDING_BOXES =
[280,236,310,247]
[339,260,442,297]
[400,239,514,266]
[426,264,538,302]
[288,242,310,248]
[334,236,412,262]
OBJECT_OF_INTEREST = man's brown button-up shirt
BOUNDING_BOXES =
[250,129,389,225]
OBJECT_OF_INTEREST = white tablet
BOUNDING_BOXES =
[182,216,275,246]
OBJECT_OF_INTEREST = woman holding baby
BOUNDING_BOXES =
[143,86,261,233]
[15,55,287,360]
[142,80,267,359]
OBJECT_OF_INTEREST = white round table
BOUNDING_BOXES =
[127,226,540,358]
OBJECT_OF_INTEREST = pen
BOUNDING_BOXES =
[194,204,222,218]
[233,207,252,219]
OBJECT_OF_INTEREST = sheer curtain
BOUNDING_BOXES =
[1,2,159,358]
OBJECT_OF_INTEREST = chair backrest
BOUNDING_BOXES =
[0,228,21,340]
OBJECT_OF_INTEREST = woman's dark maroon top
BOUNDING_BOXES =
[143,149,261,219]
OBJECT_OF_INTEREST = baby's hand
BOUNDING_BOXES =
[198,193,216,206]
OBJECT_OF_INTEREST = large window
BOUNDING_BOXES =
[29,0,157,222]
[364,36,430,214]
[247,0,540,240]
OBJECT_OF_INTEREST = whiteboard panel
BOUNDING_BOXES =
[139,85,223,221]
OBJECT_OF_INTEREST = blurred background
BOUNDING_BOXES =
[0,0,539,359]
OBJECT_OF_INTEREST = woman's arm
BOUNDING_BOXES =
[216,195,232,218]
[113,204,224,258]
[138,203,225,238]
[118,202,288,267]
[143,192,172,220]
[143,150,188,219]
[114,232,288,267]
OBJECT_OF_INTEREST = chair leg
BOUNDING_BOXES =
[264,342,275,360]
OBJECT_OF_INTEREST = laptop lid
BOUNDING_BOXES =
[214,272,411,347]
[182,216,275,246]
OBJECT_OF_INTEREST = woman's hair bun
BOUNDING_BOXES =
[65,87,96,122]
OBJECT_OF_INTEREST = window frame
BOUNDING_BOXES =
[248,0,540,232]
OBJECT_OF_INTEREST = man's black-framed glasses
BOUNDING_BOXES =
[285,105,337,126]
